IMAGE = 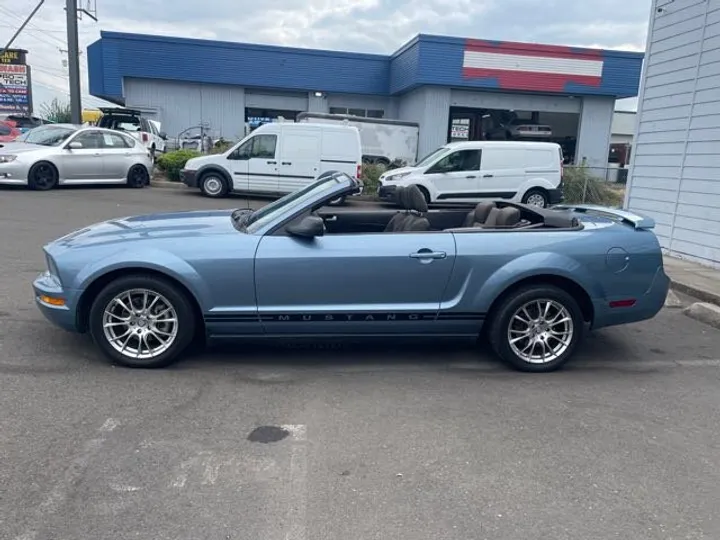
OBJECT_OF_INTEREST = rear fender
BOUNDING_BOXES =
[471,252,603,313]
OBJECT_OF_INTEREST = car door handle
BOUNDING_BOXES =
[282,161,292,165]
[409,250,447,260]
[483,174,493,178]
[466,175,476,178]
[324,215,338,222]
[94,153,102,157]
[267,160,277,165]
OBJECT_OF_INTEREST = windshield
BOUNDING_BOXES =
[414,146,449,168]
[242,173,351,233]
[19,125,76,146]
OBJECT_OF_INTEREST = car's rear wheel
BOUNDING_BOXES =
[200,172,229,198]
[28,162,58,191]
[88,275,196,368]
[127,165,149,188]
[487,285,584,373]
[521,188,549,208]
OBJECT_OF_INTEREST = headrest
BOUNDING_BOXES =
[495,207,521,227]
[392,186,406,207]
[473,202,495,223]
[404,185,428,213]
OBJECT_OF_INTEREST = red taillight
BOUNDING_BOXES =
[142,132,149,142]
[609,299,636,308]
[356,164,362,179]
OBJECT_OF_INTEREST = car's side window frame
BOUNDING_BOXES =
[65,130,104,149]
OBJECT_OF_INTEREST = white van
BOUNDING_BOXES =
[377,140,564,208]
[181,122,362,199]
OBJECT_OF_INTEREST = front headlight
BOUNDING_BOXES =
[0,154,17,163]
[385,172,410,182]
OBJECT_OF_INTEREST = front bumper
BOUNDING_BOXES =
[33,272,80,332]
[180,169,198,188]
[0,161,30,185]
[378,184,397,200]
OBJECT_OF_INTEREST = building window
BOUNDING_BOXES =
[328,107,384,119]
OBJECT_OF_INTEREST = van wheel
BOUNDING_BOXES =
[522,189,548,208]
[200,173,229,198]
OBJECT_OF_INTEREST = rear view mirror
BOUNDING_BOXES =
[286,216,325,239]
[68,141,83,149]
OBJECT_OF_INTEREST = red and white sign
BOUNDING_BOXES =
[462,40,604,93]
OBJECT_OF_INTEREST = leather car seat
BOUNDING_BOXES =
[401,185,431,232]
[463,201,495,227]
[384,186,409,232]
[480,206,522,229]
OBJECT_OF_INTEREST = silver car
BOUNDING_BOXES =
[0,124,153,190]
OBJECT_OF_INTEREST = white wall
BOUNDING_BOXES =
[626,0,720,267]
[398,87,451,158]
[575,96,615,168]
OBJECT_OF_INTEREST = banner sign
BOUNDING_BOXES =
[0,63,32,113]
[0,49,28,65]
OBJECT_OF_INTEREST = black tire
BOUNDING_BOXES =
[127,165,149,188]
[88,274,196,369]
[521,188,549,208]
[487,285,584,373]
[415,185,430,205]
[28,161,59,191]
[199,172,229,198]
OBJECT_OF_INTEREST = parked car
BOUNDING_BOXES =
[0,124,153,190]
[32,171,668,373]
[0,119,21,142]
[180,121,362,204]
[378,140,564,208]
[97,107,167,159]
[0,114,48,133]
[486,118,553,140]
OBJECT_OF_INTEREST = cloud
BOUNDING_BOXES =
[0,0,652,112]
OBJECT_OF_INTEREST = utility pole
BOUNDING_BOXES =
[65,0,82,124]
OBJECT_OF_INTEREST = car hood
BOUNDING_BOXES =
[47,209,242,252]
[0,141,46,153]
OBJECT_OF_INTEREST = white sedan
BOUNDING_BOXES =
[0,124,153,190]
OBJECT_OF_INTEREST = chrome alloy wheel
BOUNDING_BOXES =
[507,299,574,364]
[102,288,179,360]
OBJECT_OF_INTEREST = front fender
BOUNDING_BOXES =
[73,247,211,310]
[472,251,604,312]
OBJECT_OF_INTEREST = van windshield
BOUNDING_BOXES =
[415,147,449,168]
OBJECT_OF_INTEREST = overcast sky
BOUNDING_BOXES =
[1,0,652,115]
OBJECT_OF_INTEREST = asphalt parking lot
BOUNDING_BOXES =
[2,185,720,540]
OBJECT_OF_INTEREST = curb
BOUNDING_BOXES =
[669,278,720,307]
[150,179,187,190]
[683,302,720,330]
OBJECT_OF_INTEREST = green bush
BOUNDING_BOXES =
[156,149,201,182]
[563,166,624,207]
[361,162,387,195]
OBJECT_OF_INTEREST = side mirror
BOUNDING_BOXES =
[159,132,167,140]
[286,216,325,239]
[68,141,83,149]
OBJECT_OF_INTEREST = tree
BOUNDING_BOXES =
[40,98,72,124]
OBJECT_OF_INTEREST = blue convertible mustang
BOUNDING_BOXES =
[33,171,669,372]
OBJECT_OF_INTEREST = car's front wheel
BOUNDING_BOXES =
[28,161,59,191]
[200,172,229,198]
[487,284,584,372]
[88,274,196,368]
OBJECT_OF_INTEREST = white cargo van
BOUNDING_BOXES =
[181,122,362,200]
[377,140,564,208]
[297,112,419,166]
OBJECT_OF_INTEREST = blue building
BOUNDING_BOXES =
[88,31,643,167]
